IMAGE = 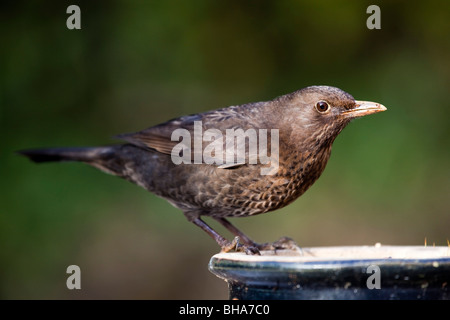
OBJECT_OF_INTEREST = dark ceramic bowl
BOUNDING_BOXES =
[209,245,450,300]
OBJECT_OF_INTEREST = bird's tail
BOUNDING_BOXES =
[18,144,157,190]
[17,146,115,164]
[17,145,129,178]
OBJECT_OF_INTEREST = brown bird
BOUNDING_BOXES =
[18,86,386,254]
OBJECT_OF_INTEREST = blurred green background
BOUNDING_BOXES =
[1,0,449,299]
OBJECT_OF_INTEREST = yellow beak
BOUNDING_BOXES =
[342,100,387,118]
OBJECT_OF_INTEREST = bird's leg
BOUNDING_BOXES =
[190,218,260,255]
[215,218,302,254]
[191,217,229,248]
[214,218,257,246]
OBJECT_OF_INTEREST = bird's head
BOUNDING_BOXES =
[278,85,386,147]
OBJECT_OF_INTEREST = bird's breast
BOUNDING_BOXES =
[257,143,333,211]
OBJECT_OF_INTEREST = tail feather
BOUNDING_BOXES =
[17,146,115,163]
[17,144,155,189]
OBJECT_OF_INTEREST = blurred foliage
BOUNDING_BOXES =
[0,0,449,299]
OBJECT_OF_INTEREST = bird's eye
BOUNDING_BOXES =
[315,101,330,113]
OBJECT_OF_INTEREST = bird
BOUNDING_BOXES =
[18,86,386,254]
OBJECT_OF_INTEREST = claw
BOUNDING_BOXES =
[256,236,303,255]
[221,236,241,253]
[242,245,261,255]
[220,236,301,255]
[220,236,261,255]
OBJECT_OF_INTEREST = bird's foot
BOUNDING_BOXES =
[255,236,303,254]
[220,236,301,255]
[220,236,261,255]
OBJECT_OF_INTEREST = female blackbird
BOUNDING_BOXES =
[19,86,386,254]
